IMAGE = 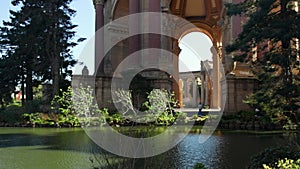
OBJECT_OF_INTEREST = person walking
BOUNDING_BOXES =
[198,102,203,116]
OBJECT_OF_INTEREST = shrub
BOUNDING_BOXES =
[238,111,257,121]
[263,158,300,169]
[114,89,183,126]
[247,145,300,169]
[0,101,23,123]
[23,85,109,127]
[194,162,207,169]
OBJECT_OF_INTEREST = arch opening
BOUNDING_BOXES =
[177,32,213,108]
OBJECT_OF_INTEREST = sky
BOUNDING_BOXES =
[179,33,212,72]
[0,0,212,74]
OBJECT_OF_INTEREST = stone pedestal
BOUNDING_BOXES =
[95,76,113,109]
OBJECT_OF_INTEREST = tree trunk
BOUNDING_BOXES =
[26,67,33,101]
[51,9,60,98]
[52,56,60,97]
[21,70,25,105]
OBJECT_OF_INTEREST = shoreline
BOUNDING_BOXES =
[0,124,298,134]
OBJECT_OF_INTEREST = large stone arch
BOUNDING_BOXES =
[92,0,226,109]
[111,0,129,20]
[177,30,214,108]
[178,27,213,42]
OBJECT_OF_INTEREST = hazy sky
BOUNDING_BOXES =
[0,0,213,74]
[179,33,213,72]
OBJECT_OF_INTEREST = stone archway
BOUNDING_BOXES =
[178,31,214,108]
[170,0,224,109]
[92,0,226,109]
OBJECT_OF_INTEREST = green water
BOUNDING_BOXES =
[0,127,291,169]
[0,128,96,169]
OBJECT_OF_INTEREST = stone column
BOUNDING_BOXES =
[200,61,205,104]
[173,40,181,107]
[94,0,105,75]
[211,43,221,109]
[217,43,222,109]
[147,0,161,66]
[95,0,104,31]
[129,0,140,67]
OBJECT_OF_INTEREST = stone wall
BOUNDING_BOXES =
[224,76,258,115]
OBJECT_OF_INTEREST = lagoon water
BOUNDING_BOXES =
[0,127,289,169]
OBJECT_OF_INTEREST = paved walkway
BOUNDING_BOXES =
[173,108,221,116]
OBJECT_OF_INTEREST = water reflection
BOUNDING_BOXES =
[0,128,290,169]
[173,133,286,169]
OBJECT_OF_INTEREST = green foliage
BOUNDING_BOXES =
[156,113,175,125]
[174,111,188,123]
[144,89,176,114]
[23,113,45,126]
[72,85,109,126]
[113,89,136,116]
[203,105,210,109]
[51,87,73,115]
[106,113,126,125]
[143,89,179,125]
[238,111,257,121]
[247,145,300,169]
[24,99,43,114]
[50,85,108,127]
[263,158,300,169]
[113,89,185,126]
[0,57,17,108]
[244,73,299,125]
[33,85,43,100]
[0,101,23,123]
[22,111,79,127]
[22,87,190,127]
[221,111,270,123]
[226,0,300,124]
[194,162,207,169]
[23,85,108,127]
[0,99,47,124]
[0,0,84,101]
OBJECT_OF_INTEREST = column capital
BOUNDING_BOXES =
[213,42,222,59]
[217,42,223,59]
[93,0,104,6]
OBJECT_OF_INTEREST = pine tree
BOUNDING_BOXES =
[38,0,80,97]
[0,9,29,104]
[226,0,300,123]
[0,55,19,108]
[0,0,84,106]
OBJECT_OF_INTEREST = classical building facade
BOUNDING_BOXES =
[87,0,257,114]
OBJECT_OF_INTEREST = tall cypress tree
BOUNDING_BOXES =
[226,0,300,123]
[0,8,30,104]
[0,0,83,106]
[39,0,80,97]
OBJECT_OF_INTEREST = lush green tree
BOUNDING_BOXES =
[226,0,300,124]
[0,9,27,104]
[0,0,84,107]
[0,56,18,108]
[36,0,82,96]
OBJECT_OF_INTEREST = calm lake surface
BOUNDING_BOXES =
[0,127,291,169]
